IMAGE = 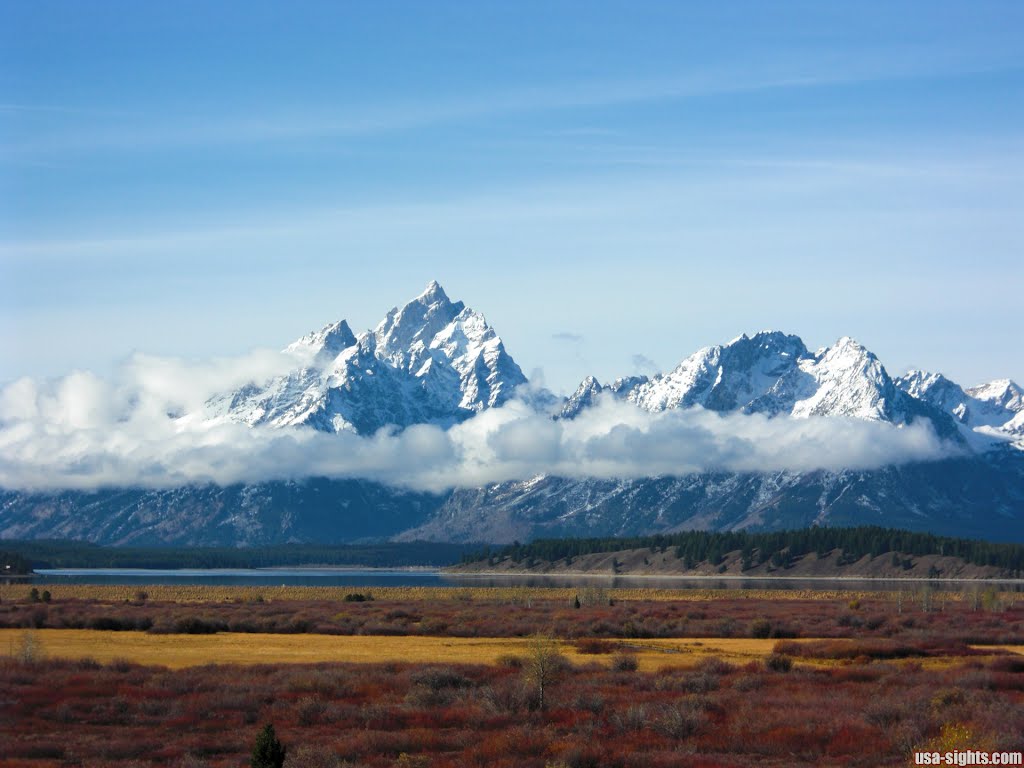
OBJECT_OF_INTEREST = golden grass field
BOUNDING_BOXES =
[4,629,1019,671]
[0,628,821,670]
[7,583,1005,604]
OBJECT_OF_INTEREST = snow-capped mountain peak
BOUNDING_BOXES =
[621,330,811,414]
[208,282,1016,450]
[896,370,971,422]
[285,319,357,364]
[373,281,466,370]
[897,371,1023,442]
[899,369,955,396]
[967,379,1024,413]
[561,332,960,438]
[13,305,1024,547]
[788,336,895,421]
[560,375,604,419]
[210,282,526,434]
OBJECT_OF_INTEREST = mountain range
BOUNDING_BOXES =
[2,282,1023,545]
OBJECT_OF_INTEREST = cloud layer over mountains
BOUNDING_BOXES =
[0,352,955,493]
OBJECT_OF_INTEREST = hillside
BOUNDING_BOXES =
[454,547,1015,580]
[454,527,1024,580]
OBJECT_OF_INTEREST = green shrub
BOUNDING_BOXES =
[251,723,286,768]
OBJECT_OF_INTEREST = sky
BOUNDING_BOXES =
[2,1,1022,396]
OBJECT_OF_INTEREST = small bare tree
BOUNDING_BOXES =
[918,583,934,613]
[981,587,1003,612]
[579,585,609,607]
[17,630,43,664]
[524,634,565,711]
[964,587,982,611]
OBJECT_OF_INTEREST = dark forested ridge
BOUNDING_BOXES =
[4,454,1024,547]
[2,540,474,570]
[0,549,32,574]
[465,526,1024,576]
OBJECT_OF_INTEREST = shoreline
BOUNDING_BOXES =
[30,566,1023,583]
[34,565,442,575]
[444,568,1024,583]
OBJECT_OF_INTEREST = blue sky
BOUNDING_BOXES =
[2,1,1022,394]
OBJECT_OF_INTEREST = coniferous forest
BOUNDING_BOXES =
[468,526,1024,575]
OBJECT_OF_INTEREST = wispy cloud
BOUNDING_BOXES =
[631,354,659,374]
[552,331,584,343]
[0,103,131,116]
[6,54,1019,158]
[6,145,1019,263]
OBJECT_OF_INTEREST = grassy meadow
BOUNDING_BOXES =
[2,583,1022,767]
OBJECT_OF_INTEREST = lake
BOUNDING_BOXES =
[29,568,1024,592]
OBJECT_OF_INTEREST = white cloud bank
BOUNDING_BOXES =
[0,353,958,493]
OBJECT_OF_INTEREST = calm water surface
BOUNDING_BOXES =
[30,568,1024,592]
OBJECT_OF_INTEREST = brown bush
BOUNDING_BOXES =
[765,653,793,672]
[574,637,616,654]
[610,652,638,672]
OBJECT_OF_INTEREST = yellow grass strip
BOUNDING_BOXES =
[7,631,1015,671]
[1,629,823,671]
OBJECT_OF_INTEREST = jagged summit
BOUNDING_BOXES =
[286,319,357,364]
[790,335,899,421]
[897,370,970,420]
[208,291,1018,449]
[896,370,1023,441]
[420,279,449,302]
[968,379,1023,412]
[8,307,1024,546]
[619,330,813,414]
[728,329,787,345]
[207,282,526,434]
[374,281,467,369]
[561,331,965,441]
[561,375,603,419]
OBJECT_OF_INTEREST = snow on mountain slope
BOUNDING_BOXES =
[564,331,960,440]
[560,375,603,419]
[208,282,527,434]
[398,452,1024,544]
[625,331,811,414]
[287,319,358,363]
[6,289,1024,545]
[896,371,1023,446]
[786,336,917,422]
[897,371,973,422]
[967,379,1024,418]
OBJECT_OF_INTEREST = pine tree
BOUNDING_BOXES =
[251,724,286,768]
